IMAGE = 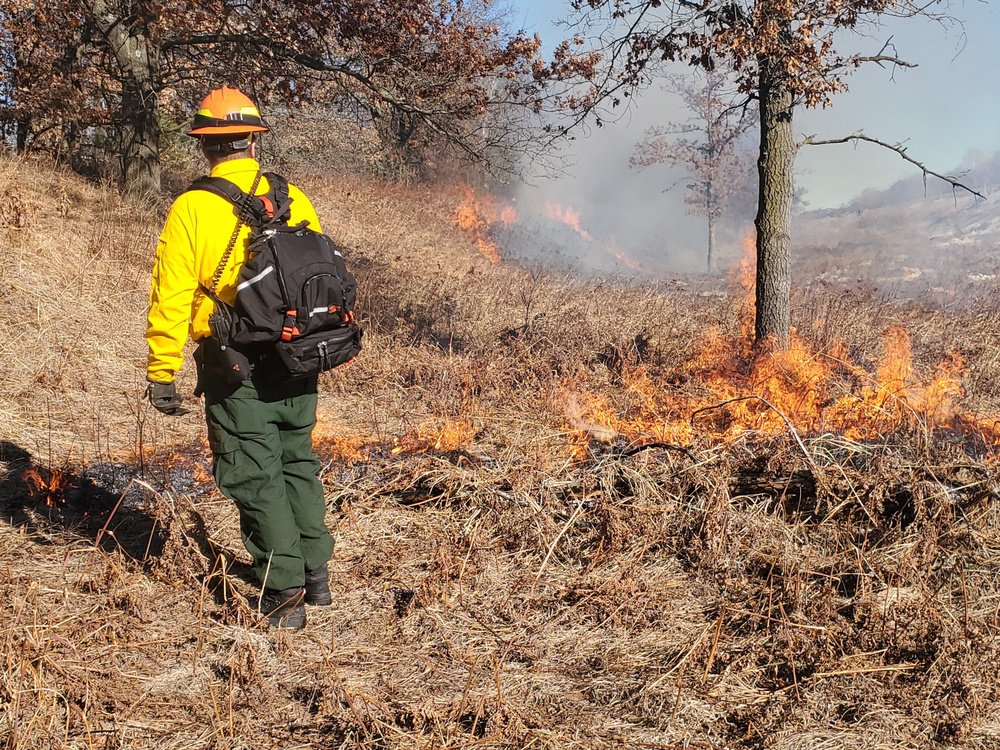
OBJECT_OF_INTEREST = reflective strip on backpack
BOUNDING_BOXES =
[309,306,341,317]
[236,265,275,291]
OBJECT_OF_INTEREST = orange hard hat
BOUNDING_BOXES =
[186,87,269,137]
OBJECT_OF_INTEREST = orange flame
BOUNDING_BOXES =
[546,203,593,241]
[24,467,69,507]
[545,203,644,271]
[565,247,999,457]
[822,326,967,441]
[454,187,516,264]
[154,442,213,484]
[391,420,476,455]
[499,205,518,227]
[313,419,476,462]
[609,240,642,270]
[314,433,368,463]
[733,229,757,342]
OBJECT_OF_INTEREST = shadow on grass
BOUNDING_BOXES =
[0,440,257,603]
[0,440,160,555]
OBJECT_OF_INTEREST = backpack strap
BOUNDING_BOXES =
[188,171,265,301]
[187,176,271,227]
[186,175,247,205]
[262,172,293,224]
[183,171,299,319]
[185,173,295,226]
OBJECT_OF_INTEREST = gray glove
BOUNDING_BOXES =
[145,380,188,416]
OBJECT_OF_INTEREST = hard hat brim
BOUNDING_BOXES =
[187,123,269,137]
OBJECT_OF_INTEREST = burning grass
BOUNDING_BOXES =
[564,323,995,457]
[453,186,515,263]
[4,155,1000,748]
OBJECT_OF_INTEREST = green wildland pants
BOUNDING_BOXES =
[203,372,334,592]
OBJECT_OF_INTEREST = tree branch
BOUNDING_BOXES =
[163,32,501,124]
[799,131,985,200]
[828,38,917,78]
[844,54,916,68]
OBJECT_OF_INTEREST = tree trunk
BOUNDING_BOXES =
[754,64,796,348]
[374,103,420,179]
[121,78,161,195]
[84,0,162,194]
[57,119,79,165]
[707,213,717,274]
[706,182,718,274]
[13,43,30,153]
[15,118,29,152]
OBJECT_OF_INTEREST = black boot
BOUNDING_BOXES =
[304,565,332,606]
[259,587,306,629]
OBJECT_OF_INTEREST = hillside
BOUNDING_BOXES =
[3,154,1000,749]
[794,170,1000,301]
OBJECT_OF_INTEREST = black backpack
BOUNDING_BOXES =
[187,172,362,381]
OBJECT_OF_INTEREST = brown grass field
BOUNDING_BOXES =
[2,153,1000,749]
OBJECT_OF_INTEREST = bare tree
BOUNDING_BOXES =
[631,70,756,273]
[556,0,982,347]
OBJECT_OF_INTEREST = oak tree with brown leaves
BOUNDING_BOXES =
[631,70,756,274]
[2,0,546,194]
[562,0,982,347]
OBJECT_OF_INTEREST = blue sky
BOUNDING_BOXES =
[504,0,1000,210]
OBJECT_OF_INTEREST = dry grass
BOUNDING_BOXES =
[2,153,1000,749]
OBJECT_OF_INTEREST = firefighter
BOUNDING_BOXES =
[145,87,333,629]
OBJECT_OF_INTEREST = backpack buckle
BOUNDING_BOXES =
[281,310,300,342]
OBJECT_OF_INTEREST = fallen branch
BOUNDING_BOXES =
[690,395,818,472]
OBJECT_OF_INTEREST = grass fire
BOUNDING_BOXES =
[2,153,1000,750]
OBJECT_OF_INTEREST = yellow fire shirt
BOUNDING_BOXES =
[145,158,321,383]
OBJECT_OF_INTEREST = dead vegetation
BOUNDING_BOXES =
[2,153,1000,748]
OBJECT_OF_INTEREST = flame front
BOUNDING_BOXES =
[565,235,996,455]
[454,187,515,264]
[546,203,593,241]
[313,420,476,462]
[391,420,476,454]
[609,240,641,271]
[566,322,993,457]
